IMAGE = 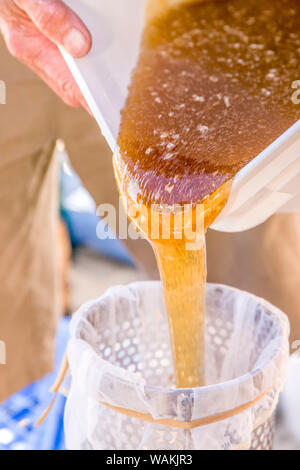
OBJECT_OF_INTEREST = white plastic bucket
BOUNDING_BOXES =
[61,0,300,231]
[64,282,289,450]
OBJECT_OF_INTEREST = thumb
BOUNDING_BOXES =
[14,0,92,57]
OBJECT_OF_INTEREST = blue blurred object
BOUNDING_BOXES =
[60,157,134,266]
[0,317,70,450]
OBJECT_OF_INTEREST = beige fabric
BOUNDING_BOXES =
[206,215,300,346]
[0,139,59,402]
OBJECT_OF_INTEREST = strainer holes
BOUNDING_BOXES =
[104,347,112,358]
[123,357,131,367]
[149,359,158,368]
[161,358,170,367]
[122,321,130,330]
[219,328,228,338]
[133,354,140,363]
[213,336,222,346]
[208,326,216,335]
[122,339,131,348]
[155,350,164,359]
[117,350,125,359]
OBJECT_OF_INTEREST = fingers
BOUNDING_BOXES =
[35,53,86,108]
[14,0,91,57]
[7,26,86,107]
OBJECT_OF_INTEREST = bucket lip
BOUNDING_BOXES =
[69,281,289,401]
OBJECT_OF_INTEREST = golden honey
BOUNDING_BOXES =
[114,0,300,387]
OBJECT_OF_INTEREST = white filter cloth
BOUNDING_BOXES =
[64,282,289,450]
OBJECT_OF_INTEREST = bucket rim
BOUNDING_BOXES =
[68,281,289,414]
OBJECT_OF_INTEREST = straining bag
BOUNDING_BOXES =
[64,282,289,450]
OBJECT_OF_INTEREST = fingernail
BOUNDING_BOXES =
[63,28,89,57]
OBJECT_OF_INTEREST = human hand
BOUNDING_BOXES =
[0,0,92,110]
